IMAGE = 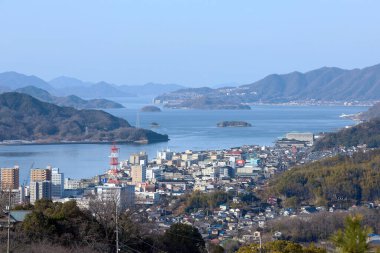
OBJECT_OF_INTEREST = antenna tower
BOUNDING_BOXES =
[109,145,120,175]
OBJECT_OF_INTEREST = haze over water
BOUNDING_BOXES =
[0,97,367,183]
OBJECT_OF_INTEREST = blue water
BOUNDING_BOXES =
[0,97,368,183]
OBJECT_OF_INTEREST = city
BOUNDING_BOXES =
[1,131,379,252]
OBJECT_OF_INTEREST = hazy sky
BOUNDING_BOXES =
[0,0,379,86]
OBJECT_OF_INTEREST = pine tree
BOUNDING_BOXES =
[331,215,372,253]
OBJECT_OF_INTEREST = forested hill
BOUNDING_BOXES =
[313,118,380,150]
[269,149,380,207]
[0,92,168,143]
[359,102,380,121]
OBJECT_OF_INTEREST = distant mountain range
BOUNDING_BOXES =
[0,92,168,144]
[0,71,55,92]
[155,63,380,109]
[15,86,124,109]
[49,76,184,98]
[0,71,185,99]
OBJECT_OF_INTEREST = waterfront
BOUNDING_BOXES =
[0,103,367,182]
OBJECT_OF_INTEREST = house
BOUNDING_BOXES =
[0,210,32,227]
[368,234,380,250]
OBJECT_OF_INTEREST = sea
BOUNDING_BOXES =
[0,96,368,183]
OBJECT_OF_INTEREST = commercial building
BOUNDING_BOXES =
[64,178,81,189]
[1,166,19,191]
[131,165,146,184]
[95,183,135,211]
[51,168,64,199]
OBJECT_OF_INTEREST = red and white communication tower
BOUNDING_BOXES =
[109,144,120,175]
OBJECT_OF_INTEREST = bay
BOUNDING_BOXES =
[0,96,368,183]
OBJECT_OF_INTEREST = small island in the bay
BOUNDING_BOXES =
[140,105,161,112]
[0,92,168,144]
[150,122,160,128]
[217,121,252,127]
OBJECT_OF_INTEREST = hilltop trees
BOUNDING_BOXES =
[313,118,380,150]
[269,150,380,206]
[331,215,372,253]
[161,223,206,253]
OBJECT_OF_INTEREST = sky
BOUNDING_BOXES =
[0,0,379,87]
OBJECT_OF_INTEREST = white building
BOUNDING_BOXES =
[135,191,160,205]
[30,181,51,204]
[285,132,314,145]
[95,183,135,211]
[157,149,173,161]
[64,178,81,189]
[51,168,64,199]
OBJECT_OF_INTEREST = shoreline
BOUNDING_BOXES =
[0,139,169,146]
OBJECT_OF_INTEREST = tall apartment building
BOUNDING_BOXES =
[1,166,19,191]
[31,168,52,182]
[51,168,64,199]
[30,181,51,204]
[131,165,146,184]
[30,167,52,204]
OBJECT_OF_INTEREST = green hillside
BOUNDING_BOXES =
[269,150,380,207]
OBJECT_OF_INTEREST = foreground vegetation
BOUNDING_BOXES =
[0,200,206,253]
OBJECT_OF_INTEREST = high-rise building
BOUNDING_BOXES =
[30,167,52,203]
[95,183,135,211]
[131,165,146,184]
[30,181,51,204]
[1,166,19,191]
[31,168,52,182]
[51,168,64,199]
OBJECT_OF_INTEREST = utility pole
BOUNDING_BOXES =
[259,233,262,253]
[115,200,119,253]
[7,188,11,253]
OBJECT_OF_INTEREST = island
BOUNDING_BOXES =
[150,122,160,128]
[217,121,252,127]
[140,105,161,112]
[164,96,251,110]
[0,92,168,144]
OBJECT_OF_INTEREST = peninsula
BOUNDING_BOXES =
[0,92,168,144]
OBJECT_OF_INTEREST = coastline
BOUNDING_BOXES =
[0,139,168,146]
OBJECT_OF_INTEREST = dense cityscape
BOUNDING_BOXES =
[1,129,380,252]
